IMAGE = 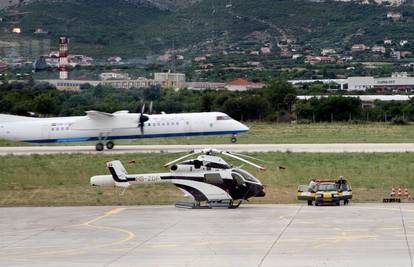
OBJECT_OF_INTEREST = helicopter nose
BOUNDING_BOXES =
[256,185,266,197]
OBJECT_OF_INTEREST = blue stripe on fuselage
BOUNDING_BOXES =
[24,130,248,143]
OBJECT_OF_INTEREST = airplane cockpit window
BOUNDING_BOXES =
[233,169,260,184]
[216,116,231,120]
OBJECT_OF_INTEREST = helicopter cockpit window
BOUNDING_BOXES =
[231,173,245,186]
[216,116,231,120]
[233,169,260,184]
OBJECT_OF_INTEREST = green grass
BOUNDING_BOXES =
[2,122,414,147]
[0,152,413,206]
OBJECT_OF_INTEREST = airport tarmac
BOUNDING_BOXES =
[2,143,414,155]
[0,204,413,267]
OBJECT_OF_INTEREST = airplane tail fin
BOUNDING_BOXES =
[107,160,130,188]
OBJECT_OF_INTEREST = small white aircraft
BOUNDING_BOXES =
[0,108,249,151]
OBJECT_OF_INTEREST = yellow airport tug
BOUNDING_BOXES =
[297,178,352,206]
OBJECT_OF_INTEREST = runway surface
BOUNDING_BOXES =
[0,204,413,267]
[2,143,414,155]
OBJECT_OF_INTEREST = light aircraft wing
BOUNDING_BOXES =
[85,110,114,120]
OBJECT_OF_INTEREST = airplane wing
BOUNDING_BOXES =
[0,114,38,122]
[85,110,114,120]
[72,110,136,130]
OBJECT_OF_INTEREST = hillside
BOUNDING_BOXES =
[1,0,414,60]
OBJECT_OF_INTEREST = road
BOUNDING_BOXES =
[1,143,414,155]
[0,204,413,267]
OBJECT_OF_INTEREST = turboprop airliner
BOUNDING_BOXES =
[0,109,249,151]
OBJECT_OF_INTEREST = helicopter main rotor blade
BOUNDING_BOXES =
[226,151,268,163]
[222,151,266,171]
[164,151,200,167]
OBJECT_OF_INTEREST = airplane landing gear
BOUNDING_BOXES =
[106,141,114,150]
[231,135,237,143]
[95,143,104,151]
[95,141,114,151]
[95,132,112,151]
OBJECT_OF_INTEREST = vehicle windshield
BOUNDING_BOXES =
[232,169,261,184]
[317,184,338,191]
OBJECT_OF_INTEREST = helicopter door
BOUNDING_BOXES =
[204,173,223,185]
[231,173,246,186]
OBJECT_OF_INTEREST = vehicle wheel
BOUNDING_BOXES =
[231,137,237,143]
[95,143,104,151]
[315,202,319,206]
[336,201,340,206]
[106,141,114,150]
[307,200,313,206]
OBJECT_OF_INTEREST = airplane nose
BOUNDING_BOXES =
[239,122,249,132]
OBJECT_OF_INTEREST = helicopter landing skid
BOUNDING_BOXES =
[175,200,242,209]
[175,201,211,209]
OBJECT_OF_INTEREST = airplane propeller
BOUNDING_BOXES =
[138,104,149,134]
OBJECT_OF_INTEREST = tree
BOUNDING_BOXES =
[264,80,297,112]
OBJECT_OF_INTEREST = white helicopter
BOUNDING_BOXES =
[90,149,267,208]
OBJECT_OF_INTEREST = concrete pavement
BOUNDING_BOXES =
[2,143,414,155]
[0,204,413,267]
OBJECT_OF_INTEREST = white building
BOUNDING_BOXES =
[371,45,386,54]
[290,73,414,92]
[99,72,129,80]
[154,72,185,83]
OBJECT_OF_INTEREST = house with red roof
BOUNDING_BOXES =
[225,78,265,91]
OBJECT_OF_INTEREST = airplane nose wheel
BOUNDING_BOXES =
[230,135,237,143]
[106,141,114,150]
[95,143,104,151]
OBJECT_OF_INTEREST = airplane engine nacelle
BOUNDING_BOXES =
[90,175,115,186]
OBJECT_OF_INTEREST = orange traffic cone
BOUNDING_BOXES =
[398,187,402,197]
[390,187,396,197]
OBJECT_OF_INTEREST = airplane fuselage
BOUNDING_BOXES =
[0,112,249,143]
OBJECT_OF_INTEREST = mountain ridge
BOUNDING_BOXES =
[1,0,414,60]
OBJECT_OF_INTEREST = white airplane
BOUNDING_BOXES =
[0,109,249,151]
